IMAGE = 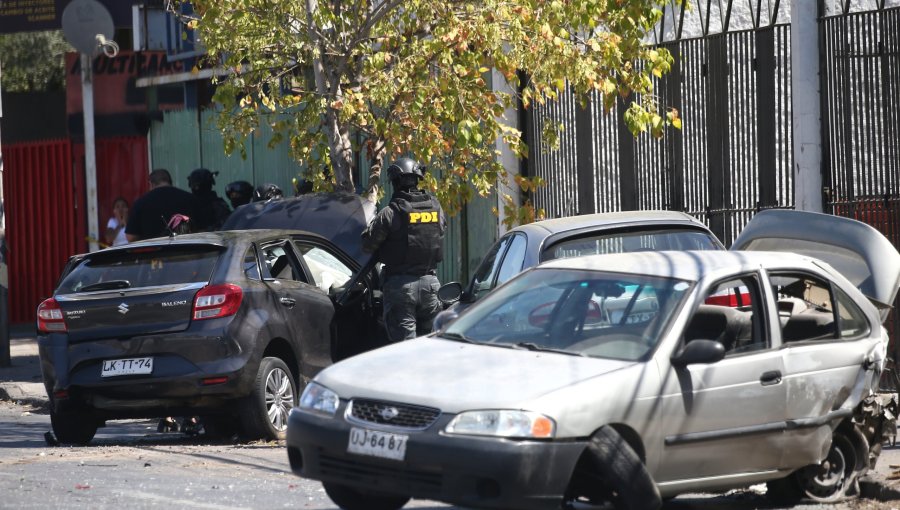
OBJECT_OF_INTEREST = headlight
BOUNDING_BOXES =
[298,382,340,416]
[445,410,555,438]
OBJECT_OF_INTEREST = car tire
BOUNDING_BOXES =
[797,432,859,502]
[579,426,661,510]
[323,482,410,510]
[239,357,297,440]
[50,409,98,445]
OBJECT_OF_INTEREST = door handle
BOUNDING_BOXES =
[279,297,296,308]
[760,370,782,386]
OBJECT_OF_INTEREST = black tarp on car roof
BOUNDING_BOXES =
[222,192,376,267]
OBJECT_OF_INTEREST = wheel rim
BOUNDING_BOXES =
[264,367,294,432]
[800,434,856,502]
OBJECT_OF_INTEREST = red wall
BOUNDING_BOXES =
[3,136,149,323]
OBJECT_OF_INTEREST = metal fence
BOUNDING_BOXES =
[525,25,793,247]
[821,5,900,346]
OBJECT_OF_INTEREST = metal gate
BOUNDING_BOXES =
[3,139,78,324]
[821,5,900,344]
[524,3,793,247]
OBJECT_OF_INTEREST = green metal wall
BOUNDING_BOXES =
[149,109,301,194]
[149,108,498,286]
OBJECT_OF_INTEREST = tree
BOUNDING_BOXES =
[0,31,71,92]
[181,0,677,221]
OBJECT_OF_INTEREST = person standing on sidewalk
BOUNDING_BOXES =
[361,157,446,341]
[104,197,129,247]
[126,169,197,241]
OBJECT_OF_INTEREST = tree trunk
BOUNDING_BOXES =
[305,0,355,193]
[364,139,387,204]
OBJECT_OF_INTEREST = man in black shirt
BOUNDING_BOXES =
[126,169,198,241]
[362,158,446,341]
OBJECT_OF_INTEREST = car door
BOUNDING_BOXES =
[767,269,882,469]
[655,273,788,483]
[258,240,335,374]
[290,236,385,361]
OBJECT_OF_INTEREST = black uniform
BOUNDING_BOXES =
[362,189,446,341]
[126,186,198,240]
[191,190,232,232]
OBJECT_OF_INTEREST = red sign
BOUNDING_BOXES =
[66,51,186,115]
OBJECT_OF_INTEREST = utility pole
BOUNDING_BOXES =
[791,0,824,212]
[0,60,10,367]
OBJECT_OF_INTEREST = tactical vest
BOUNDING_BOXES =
[379,192,444,275]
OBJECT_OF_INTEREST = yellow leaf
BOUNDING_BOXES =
[478,67,490,74]
[672,117,683,130]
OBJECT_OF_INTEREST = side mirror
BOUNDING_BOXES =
[671,340,726,368]
[437,282,463,305]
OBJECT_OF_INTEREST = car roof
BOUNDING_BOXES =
[539,250,821,281]
[511,210,707,237]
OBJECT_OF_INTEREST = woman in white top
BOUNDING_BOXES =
[105,197,129,247]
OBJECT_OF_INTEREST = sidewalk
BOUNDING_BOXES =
[0,324,48,409]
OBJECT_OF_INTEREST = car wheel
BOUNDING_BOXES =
[239,357,297,440]
[797,433,859,502]
[574,426,661,510]
[323,482,410,510]
[50,409,98,445]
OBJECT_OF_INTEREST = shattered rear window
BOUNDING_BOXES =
[57,245,222,294]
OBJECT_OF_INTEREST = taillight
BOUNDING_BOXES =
[192,284,243,320]
[37,298,67,333]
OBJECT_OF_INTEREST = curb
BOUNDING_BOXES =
[0,384,50,412]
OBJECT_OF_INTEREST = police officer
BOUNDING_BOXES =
[362,157,446,341]
[187,168,231,231]
[225,180,254,209]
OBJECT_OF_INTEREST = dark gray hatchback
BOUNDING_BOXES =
[37,228,385,444]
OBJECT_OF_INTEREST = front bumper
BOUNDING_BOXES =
[286,405,587,510]
[38,330,256,418]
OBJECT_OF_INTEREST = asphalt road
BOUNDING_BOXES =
[2,400,900,510]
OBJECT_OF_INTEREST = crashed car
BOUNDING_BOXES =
[434,210,724,329]
[286,210,900,510]
[37,194,385,444]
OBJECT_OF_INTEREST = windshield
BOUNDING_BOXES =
[444,268,692,361]
[57,246,221,294]
[543,228,721,261]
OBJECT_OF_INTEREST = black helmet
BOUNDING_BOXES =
[386,157,425,182]
[252,183,284,202]
[188,168,217,193]
[225,180,254,208]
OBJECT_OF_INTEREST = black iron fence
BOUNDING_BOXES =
[821,6,900,345]
[524,26,793,247]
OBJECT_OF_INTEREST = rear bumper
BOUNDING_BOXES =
[286,406,586,510]
[38,329,257,417]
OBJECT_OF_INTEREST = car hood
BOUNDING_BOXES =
[315,337,635,413]
[222,192,376,266]
[732,209,900,315]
